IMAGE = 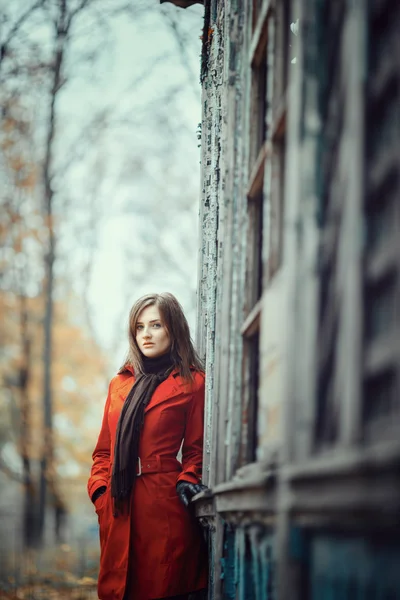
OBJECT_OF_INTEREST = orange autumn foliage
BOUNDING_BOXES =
[0,288,110,511]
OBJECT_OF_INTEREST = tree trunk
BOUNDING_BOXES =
[19,294,36,547]
[37,0,67,546]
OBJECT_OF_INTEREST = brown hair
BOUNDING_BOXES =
[123,292,203,381]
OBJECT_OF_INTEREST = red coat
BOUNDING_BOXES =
[88,366,207,600]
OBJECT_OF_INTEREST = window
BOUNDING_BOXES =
[362,0,400,441]
[240,0,290,465]
[311,0,400,451]
[313,0,346,450]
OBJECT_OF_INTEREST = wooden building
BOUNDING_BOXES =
[1,0,397,593]
[176,0,400,598]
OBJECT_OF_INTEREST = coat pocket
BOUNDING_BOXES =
[97,490,113,554]
[94,489,108,515]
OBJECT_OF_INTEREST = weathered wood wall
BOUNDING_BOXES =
[195,0,400,599]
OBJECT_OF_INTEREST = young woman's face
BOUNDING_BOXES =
[135,304,171,358]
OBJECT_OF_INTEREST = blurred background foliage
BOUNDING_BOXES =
[0,0,203,596]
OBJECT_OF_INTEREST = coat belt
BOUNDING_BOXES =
[137,456,181,476]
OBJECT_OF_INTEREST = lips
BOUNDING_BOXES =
[143,343,154,347]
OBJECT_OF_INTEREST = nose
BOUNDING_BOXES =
[143,327,152,339]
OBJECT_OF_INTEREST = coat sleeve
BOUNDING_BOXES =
[177,374,205,485]
[87,380,112,501]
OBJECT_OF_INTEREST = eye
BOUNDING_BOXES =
[153,322,161,328]
[136,324,144,331]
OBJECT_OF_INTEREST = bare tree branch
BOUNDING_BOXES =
[66,0,93,28]
[0,0,46,66]
[161,9,200,98]
[55,53,176,178]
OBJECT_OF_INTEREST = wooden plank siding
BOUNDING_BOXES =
[193,0,400,598]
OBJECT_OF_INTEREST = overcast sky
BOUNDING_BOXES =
[57,3,204,371]
[0,0,204,373]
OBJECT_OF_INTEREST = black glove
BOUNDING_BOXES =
[176,480,208,507]
[91,486,107,505]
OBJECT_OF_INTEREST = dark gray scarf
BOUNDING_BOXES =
[111,352,174,516]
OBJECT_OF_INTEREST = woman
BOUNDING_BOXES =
[88,293,208,600]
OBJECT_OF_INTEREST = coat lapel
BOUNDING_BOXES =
[115,370,183,415]
[144,376,182,414]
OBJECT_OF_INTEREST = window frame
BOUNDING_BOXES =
[239,0,290,466]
